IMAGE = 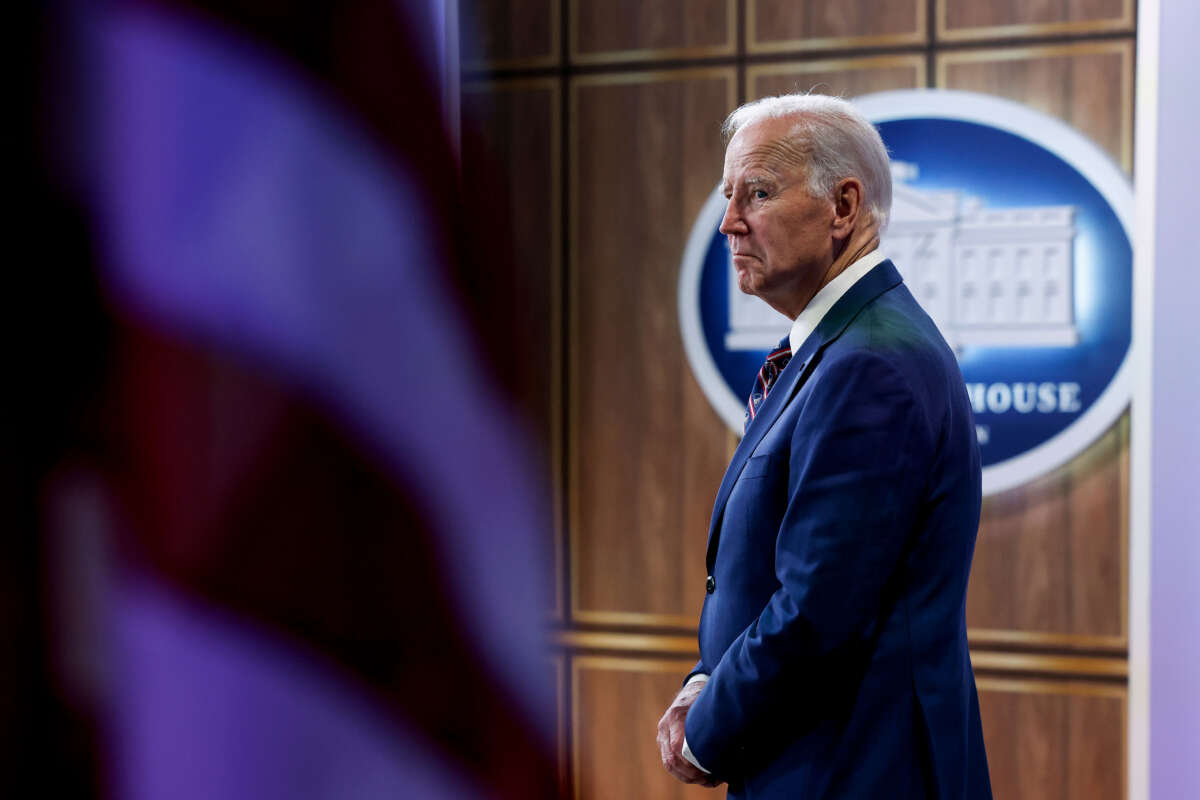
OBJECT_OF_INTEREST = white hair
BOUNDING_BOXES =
[722,93,893,229]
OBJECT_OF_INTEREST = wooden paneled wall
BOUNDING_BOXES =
[460,1,1134,796]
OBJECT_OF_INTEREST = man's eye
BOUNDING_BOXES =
[753,189,768,200]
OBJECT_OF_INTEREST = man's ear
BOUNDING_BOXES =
[831,177,864,240]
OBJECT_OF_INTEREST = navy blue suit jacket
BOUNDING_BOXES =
[685,260,992,799]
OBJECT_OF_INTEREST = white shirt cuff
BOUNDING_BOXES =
[681,673,710,773]
[682,737,710,774]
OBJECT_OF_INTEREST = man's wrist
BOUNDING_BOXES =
[681,736,710,774]
[680,674,710,773]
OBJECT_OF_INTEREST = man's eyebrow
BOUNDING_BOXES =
[723,172,775,190]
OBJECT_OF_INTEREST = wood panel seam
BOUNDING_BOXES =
[568,0,737,65]
[746,0,926,54]
[554,630,1130,680]
[935,0,1135,42]
[461,0,562,71]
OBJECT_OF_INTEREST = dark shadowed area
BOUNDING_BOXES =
[9,1,557,797]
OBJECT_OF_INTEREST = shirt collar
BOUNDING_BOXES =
[788,249,887,356]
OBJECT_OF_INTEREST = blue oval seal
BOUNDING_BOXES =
[679,89,1133,495]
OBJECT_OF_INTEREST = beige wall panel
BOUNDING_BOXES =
[944,43,1131,646]
[571,0,735,64]
[749,55,926,101]
[750,0,925,52]
[570,70,734,626]
[938,42,1133,171]
[460,0,560,68]
[939,0,1133,40]
[977,680,1124,800]
[971,467,1073,634]
[1064,415,1127,638]
[573,657,713,800]
[551,653,568,795]
[967,422,1126,641]
[461,79,563,618]
[950,45,1132,641]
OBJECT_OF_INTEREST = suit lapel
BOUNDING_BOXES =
[704,260,904,570]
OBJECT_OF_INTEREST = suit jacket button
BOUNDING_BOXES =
[705,575,715,594]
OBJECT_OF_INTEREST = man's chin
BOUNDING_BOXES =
[735,272,759,296]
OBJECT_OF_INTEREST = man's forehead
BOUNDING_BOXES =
[723,119,808,182]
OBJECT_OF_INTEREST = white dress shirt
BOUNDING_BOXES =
[680,248,887,774]
[787,249,887,356]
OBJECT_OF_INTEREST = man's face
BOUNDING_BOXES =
[720,117,836,318]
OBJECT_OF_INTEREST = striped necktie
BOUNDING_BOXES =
[745,336,792,432]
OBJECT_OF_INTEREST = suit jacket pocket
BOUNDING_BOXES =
[743,454,772,479]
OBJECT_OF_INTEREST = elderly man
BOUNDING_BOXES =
[657,94,992,798]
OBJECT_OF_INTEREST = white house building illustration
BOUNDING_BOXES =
[724,162,1079,351]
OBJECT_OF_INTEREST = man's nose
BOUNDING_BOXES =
[719,201,746,236]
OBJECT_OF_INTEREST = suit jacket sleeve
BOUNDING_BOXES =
[684,349,935,776]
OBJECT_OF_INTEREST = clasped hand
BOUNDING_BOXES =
[656,679,720,788]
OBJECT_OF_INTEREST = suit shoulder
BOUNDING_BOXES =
[831,283,950,365]
[825,284,969,429]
